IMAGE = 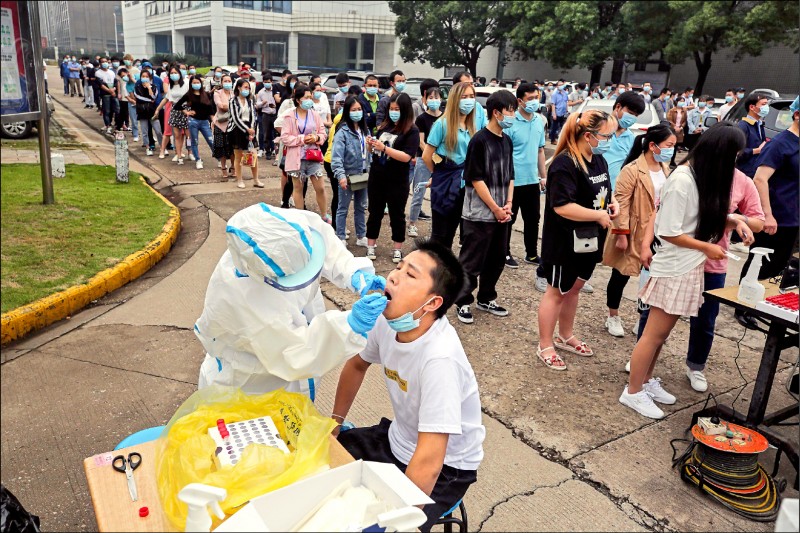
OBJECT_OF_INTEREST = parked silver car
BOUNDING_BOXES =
[0,93,55,139]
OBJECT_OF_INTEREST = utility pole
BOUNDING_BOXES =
[29,2,54,204]
[113,13,119,52]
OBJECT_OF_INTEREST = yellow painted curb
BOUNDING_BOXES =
[1,176,181,345]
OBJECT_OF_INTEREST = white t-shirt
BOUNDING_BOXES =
[651,165,705,277]
[274,99,295,129]
[717,102,735,120]
[649,168,667,206]
[95,68,116,89]
[313,97,331,123]
[359,315,485,471]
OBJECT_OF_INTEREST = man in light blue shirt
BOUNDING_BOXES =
[603,91,646,190]
[505,83,547,267]
[548,80,569,144]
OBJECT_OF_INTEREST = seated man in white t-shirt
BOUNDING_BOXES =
[333,239,485,532]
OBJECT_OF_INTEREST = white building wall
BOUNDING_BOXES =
[121,1,147,57]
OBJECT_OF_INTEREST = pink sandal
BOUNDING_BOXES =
[554,334,594,357]
[537,345,567,371]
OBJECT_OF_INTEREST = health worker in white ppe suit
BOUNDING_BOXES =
[195,202,388,398]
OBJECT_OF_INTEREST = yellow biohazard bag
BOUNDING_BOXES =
[156,386,336,530]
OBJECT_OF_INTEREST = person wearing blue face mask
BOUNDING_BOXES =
[686,95,715,151]
[603,91,646,191]
[453,90,517,325]
[255,74,278,160]
[548,80,569,144]
[537,110,619,370]
[503,83,547,268]
[175,75,217,171]
[333,240,484,532]
[735,93,770,178]
[153,67,190,163]
[357,74,382,134]
[376,69,406,126]
[716,88,738,120]
[333,72,351,114]
[602,124,676,340]
[309,81,332,129]
[407,85,443,236]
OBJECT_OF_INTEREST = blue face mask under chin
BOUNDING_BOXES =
[386,297,435,333]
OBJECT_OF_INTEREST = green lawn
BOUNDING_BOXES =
[0,164,171,313]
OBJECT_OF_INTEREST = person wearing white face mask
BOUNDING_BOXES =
[332,240,484,532]
[503,83,547,269]
[735,93,770,178]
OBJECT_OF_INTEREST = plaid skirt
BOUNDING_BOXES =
[639,261,705,317]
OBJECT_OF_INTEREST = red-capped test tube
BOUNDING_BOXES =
[217,419,230,442]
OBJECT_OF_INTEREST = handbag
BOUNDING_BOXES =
[241,141,257,168]
[347,172,369,191]
[305,147,324,162]
[573,225,599,254]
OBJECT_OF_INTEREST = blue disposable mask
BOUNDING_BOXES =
[524,100,540,113]
[170,73,180,82]
[301,99,314,110]
[101,63,109,69]
[140,78,150,84]
[590,135,611,155]
[241,89,250,97]
[349,111,363,122]
[222,82,233,90]
[313,91,324,100]
[698,102,707,109]
[122,75,129,82]
[366,87,379,96]
[618,112,637,129]
[458,98,476,115]
[757,104,770,118]
[124,60,131,66]
[389,110,401,122]
[214,71,222,78]
[426,99,441,111]
[677,101,686,108]
[386,297,435,333]
[653,145,674,163]
[112,62,120,68]
[725,95,733,103]
[290,82,296,89]
[192,83,202,90]
[394,82,406,92]
[180,69,187,77]
[498,113,515,129]
[189,69,196,75]
[737,92,745,99]
[263,83,272,89]
[338,85,349,93]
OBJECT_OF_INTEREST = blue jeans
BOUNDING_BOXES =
[336,185,367,241]
[409,159,430,223]
[637,272,726,371]
[128,102,139,140]
[549,115,566,142]
[188,118,214,161]
[101,95,119,127]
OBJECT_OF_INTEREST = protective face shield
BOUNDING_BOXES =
[226,203,327,292]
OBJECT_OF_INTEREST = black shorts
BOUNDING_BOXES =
[541,261,596,294]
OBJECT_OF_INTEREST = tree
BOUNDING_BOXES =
[507,1,628,86]
[663,0,800,95]
[388,1,515,76]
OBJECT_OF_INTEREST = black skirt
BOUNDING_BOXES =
[212,125,233,159]
[228,126,253,151]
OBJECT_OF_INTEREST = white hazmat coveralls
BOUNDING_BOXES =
[195,203,374,397]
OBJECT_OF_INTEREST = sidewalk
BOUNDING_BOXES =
[0,77,796,532]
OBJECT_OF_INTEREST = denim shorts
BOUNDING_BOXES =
[287,160,323,180]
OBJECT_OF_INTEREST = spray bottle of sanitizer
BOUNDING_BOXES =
[738,247,774,305]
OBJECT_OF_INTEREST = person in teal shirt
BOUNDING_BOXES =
[451,71,488,130]
[504,82,546,267]
[603,91,646,190]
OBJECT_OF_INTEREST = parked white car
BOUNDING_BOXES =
[575,98,661,137]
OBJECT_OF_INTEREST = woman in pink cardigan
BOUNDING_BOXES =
[280,85,330,222]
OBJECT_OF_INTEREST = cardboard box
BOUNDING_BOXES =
[215,460,434,532]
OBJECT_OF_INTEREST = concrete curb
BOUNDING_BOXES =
[1,175,181,345]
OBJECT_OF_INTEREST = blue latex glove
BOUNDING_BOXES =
[351,270,387,297]
[347,292,388,337]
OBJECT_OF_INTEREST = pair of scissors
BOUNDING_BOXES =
[112,452,142,502]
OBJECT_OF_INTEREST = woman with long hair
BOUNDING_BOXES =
[134,68,162,156]
[280,85,329,219]
[212,74,235,180]
[331,96,371,245]
[536,110,619,371]
[228,78,263,188]
[422,81,479,248]
[176,74,216,170]
[602,124,676,338]
[620,122,750,419]
[408,86,443,237]
[153,66,189,162]
[365,93,420,263]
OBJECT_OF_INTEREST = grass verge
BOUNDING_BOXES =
[0,163,171,313]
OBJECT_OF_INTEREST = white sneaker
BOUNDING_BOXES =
[408,225,418,237]
[535,274,547,293]
[605,316,625,337]
[619,386,664,419]
[581,282,594,293]
[366,246,376,260]
[172,154,179,162]
[146,149,154,156]
[632,321,640,336]
[686,368,708,392]
[159,153,165,159]
[392,249,402,263]
[188,153,196,161]
[257,149,263,158]
[177,158,184,165]
[133,136,139,142]
[355,237,368,248]
[217,161,222,168]
[643,377,676,405]
[625,360,630,373]
[196,160,203,169]
[288,197,295,208]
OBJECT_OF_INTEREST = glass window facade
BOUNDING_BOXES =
[154,34,172,53]
[223,1,292,13]
[298,34,358,72]
[185,36,212,61]
[227,33,288,70]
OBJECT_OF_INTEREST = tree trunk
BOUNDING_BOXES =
[611,58,625,84]
[589,63,604,87]
[465,52,479,79]
[693,50,712,96]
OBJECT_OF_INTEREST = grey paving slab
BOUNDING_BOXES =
[87,211,227,329]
